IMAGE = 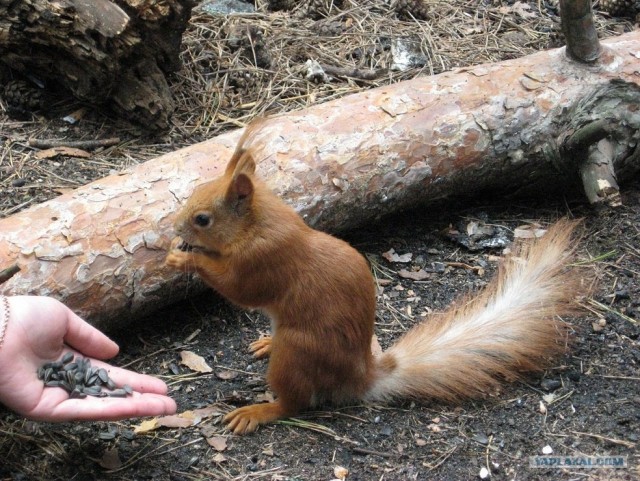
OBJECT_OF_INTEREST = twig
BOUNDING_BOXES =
[321,64,386,81]
[28,137,121,150]
[351,446,396,458]
[0,264,20,285]
[277,418,358,444]
[586,298,637,324]
[571,431,636,448]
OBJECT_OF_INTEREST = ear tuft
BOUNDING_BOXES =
[225,117,266,175]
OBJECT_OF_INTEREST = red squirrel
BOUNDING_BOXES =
[165,122,583,435]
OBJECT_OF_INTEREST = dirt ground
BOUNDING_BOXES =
[1,0,639,480]
[2,186,640,481]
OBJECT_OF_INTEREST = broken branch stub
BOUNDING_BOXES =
[560,0,602,63]
[558,80,640,206]
[1,32,640,331]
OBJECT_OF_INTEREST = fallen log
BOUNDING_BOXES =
[0,0,193,130]
[1,31,640,332]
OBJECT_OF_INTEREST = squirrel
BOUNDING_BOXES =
[165,121,584,435]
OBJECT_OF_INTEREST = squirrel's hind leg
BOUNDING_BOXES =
[249,336,272,359]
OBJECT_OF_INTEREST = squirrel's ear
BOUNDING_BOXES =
[226,172,254,212]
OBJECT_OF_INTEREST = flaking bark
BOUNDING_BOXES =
[0,0,194,130]
[1,32,640,331]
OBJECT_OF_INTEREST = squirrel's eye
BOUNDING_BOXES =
[193,213,211,227]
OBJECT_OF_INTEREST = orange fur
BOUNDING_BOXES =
[165,122,584,435]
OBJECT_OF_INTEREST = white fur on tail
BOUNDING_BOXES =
[365,219,582,403]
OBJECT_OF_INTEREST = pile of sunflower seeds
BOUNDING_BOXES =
[37,352,132,399]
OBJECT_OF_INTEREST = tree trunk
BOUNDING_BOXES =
[1,32,640,332]
[0,0,194,130]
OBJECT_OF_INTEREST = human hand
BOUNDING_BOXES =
[0,296,177,422]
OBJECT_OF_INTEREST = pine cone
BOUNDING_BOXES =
[2,80,46,118]
[599,0,639,17]
[394,0,429,20]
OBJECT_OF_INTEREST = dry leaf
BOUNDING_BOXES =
[539,401,547,414]
[193,405,225,418]
[133,404,225,433]
[215,369,239,380]
[34,147,91,160]
[156,411,199,428]
[212,453,227,463]
[416,438,427,446]
[514,224,547,239]
[255,391,275,403]
[99,447,122,470]
[499,1,536,18]
[262,447,275,456]
[382,248,412,263]
[133,418,159,434]
[180,350,213,373]
[334,466,349,480]
[398,269,430,281]
[62,107,87,124]
[206,436,228,451]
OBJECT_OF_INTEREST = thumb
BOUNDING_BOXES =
[63,308,119,360]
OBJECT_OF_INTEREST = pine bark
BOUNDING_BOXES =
[0,0,194,130]
[1,32,640,331]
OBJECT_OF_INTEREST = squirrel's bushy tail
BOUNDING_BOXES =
[365,219,584,403]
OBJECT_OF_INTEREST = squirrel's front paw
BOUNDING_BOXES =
[165,249,193,272]
[224,401,286,435]
[169,236,185,251]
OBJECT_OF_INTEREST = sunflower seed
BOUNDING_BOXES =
[83,386,103,396]
[108,389,128,398]
[59,380,72,393]
[70,388,86,399]
[97,368,109,383]
[61,352,74,364]
[39,353,132,400]
[63,362,78,371]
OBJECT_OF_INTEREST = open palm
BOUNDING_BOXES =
[0,296,176,421]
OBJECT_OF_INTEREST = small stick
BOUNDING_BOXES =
[572,431,636,448]
[321,64,385,81]
[351,446,396,458]
[28,137,121,150]
[0,264,20,285]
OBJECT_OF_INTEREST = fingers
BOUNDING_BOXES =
[89,359,169,395]
[38,392,177,422]
[63,309,119,360]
